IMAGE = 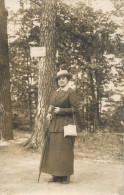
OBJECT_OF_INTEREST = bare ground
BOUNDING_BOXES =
[0,131,124,195]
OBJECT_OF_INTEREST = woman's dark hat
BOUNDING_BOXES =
[55,70,73,80]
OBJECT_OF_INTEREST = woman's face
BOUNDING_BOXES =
[57,76,68,87]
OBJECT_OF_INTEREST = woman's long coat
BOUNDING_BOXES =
[48,87,79,133]
[41,86,80,176]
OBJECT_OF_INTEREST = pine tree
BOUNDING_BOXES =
[0,0,13,140]
[25,0,57,148]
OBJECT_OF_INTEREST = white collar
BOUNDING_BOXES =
[57,84,70,91]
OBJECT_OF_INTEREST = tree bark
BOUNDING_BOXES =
[0,0,13,140]
[25,0,57,148]
[88,68,100,131]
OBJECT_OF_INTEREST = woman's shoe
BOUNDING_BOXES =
[60,176,70,184]
[48,176,58,182]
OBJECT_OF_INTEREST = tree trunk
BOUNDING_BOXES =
[95,69,100,122]
[88,68,100,131]
[0,0,13,140]
[25,0,57,148]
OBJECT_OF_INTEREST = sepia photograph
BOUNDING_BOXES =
[0,0,124,194]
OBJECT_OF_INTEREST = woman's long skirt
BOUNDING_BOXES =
[41,132,75,176]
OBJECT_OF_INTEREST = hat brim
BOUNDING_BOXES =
[55,73,72,80]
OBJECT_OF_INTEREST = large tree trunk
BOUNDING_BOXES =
[0,0,13,140]
[25,0,57,148]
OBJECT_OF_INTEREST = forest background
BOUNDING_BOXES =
[0,0,123,160]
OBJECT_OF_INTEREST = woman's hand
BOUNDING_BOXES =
[46,113,52,123]
[53,107,60,114]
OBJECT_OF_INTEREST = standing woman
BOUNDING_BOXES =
[41,70,79,184]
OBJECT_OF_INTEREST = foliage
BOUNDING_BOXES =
[8,4,39,130]
[7,0,124,132]
[55,1,124,131]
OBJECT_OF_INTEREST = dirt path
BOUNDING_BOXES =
[0,140,123,195]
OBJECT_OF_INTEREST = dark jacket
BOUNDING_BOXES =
[48,87,79,133]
